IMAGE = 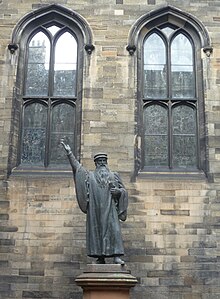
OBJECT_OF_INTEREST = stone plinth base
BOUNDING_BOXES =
[75,264,137,299]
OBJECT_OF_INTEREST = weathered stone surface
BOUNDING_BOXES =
[0,1,220,299]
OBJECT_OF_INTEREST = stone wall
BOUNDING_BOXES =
[1,0,220,299]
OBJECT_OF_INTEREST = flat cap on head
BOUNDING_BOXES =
[93,153,108,162]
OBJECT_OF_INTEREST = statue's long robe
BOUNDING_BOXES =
[74,163,128,257]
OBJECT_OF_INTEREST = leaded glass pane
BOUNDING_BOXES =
[22,103,47,165]
[25,32,50,96]
[50,103,75,164]
[54,32,77,96]
[144,33,167,98]
[172,105,196,167]
[144,105,168,166]
[171,34,194,98]
[173,136,196,167]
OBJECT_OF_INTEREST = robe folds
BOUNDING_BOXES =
[73,163,128,258]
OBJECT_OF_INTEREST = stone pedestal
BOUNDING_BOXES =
[75,264,137,299]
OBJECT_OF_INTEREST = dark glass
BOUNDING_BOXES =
[171,34,194,98]
[144,135,168,166]
[50,103,75,164]
[173,136,196,167]
[25,32,50,96]
[144,105,168,166]
[22,103,47,165]
[172,105,196,167]
[144,33,167,98]
[54,32,77,96]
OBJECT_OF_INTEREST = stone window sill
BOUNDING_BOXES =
[10,165,73,178]
[136,168,207,181]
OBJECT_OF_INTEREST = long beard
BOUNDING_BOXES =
[94,166,111,188]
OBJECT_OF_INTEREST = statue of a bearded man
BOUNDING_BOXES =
[61,142,128,265]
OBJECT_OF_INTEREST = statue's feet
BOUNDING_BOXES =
[113,256,125,265]
[96,257,105,264]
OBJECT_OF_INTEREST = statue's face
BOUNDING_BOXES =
[95,158,108,167]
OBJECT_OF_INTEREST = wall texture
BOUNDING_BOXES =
[1,0,220,299]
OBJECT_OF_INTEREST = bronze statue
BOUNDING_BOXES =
[61,141,128,264]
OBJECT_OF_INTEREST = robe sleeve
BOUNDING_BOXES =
[114,172,128,221]
[74,166,89,214]
[67,152,89,214]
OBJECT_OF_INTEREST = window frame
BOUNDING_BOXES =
[133,9,208,176]
[19,25,80,168]
[141,27,199,171]
[7,5,93,175]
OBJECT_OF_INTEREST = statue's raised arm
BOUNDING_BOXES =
[61,141,72,154]
[61,140,80,174]
[61,139,89,214]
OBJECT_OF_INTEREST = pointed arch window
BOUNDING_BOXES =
[8,5,94,173]
[21,25,78,167]
[142,26,199,170]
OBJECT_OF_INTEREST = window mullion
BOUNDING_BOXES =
[45,100,51,167]
[48,35,55,97]
[168,101,173,169]
[44,34,54,167]
[167,40,172,169]
[45,34,54,167]
[196,102,200,169]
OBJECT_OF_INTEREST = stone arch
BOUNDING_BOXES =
[126,5,211,55]
[10,4,94,54]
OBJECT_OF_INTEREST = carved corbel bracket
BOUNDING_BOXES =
[203,46,213,57]
[8,43,18,54]
[126,45,136,56]
[85,44,95,55]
